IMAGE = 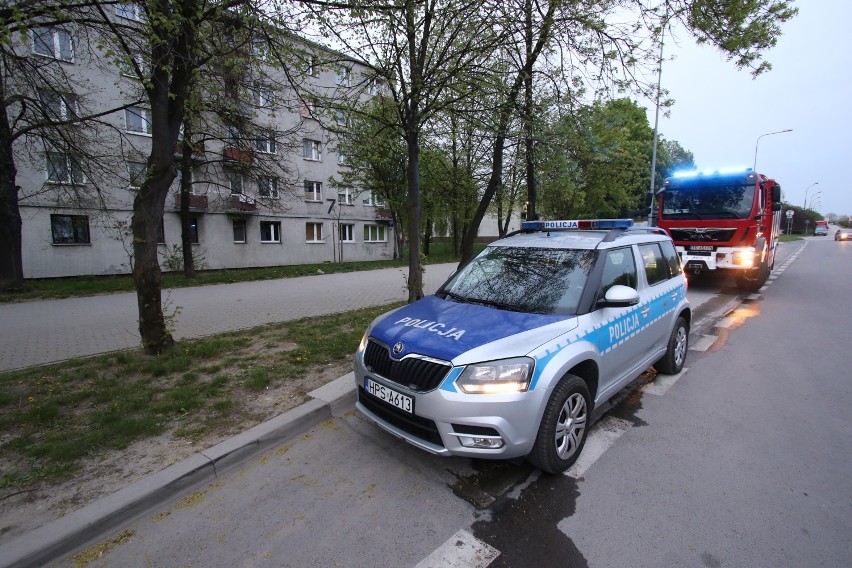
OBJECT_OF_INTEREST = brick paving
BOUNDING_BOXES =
[0,263,457,372]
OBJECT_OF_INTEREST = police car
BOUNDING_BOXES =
[354,219,690,474]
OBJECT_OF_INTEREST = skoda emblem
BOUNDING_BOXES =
[392,342,404,355]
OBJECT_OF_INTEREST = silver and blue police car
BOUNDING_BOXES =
[354,219,690,474]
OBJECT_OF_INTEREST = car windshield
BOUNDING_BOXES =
[661,181,755,220]
[439,246,597,315]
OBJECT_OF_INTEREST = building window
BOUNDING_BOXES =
[337,152,347,165]
[260,221,281,243]
[304,181,322,202]
[302,138,321,161]
[338,188,354,205]
[252,40,269,62]
[335,110,347,127]
[255,130,276,154]
[229,171,244,194]
[305,55,317,77]
[32,28,73,61]
[46,152,85,184]
[362,192,385,207]
[115,3,145,22]
[336,67,350,87]
[51,214,90,244]
[339,224,355,243]
[120,50,150,78]
[233,219,246,243]
[258,176,279,198]
[300,97,316,118]
[187,216,199,244]
[367,78,382,96]
[128,160,146,188]
[39,90,78,121]
[306,222,323,243]
[125,107,152,135]
[364,224,386,243]
[253,83,273,107]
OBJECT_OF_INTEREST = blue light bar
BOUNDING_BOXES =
[671,167,751,179]
[522,219,634,231]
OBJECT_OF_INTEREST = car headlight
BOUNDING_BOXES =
[456,357,534,394]
[357,330,369,354]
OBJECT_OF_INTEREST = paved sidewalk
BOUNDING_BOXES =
[0,263,457,372]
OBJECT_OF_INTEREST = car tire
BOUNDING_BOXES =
[528,374,590,474]
[654,315,689,375]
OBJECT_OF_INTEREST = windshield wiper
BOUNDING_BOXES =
[442,291,470,304]
[468,297,524,312]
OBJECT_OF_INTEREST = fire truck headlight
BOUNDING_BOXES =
[733,250,755,267]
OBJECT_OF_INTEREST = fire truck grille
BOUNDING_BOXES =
[669,228,737,242]
[364,340,452,392]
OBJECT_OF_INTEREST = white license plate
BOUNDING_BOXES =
[364,377,413,414]
[688,246,714,251]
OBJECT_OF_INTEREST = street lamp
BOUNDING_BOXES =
[753,129,793,171]
[803,183,820,209]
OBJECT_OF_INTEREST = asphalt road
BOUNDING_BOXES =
[37,240,852,567]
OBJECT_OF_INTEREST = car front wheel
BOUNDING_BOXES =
[528,374,590,474]
[655,315,689,374]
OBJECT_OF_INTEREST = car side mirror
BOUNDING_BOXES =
[602,285,640,308]
[772,202,782,212]
[772,186,781,203]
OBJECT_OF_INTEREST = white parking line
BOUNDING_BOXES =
[565,416,632,478]
[643,368,687,396]
[414,529,500,568]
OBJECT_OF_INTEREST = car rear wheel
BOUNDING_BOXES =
[655,315,689,375]
[528,374,590,474]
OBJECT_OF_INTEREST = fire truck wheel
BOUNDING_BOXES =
[655,316,689,375]
[528,374,590,474]
[738,259,769,292]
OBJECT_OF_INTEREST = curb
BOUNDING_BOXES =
[0,373,357,568]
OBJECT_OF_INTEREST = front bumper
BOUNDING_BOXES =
[353,354,548,460]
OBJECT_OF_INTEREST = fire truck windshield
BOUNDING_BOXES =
[660,182,755,220]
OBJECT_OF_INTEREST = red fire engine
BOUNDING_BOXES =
[656,168,782,292]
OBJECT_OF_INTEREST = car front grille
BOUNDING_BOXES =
[363,340,452,392]
[358,387,444,447]
[669,228,737,243]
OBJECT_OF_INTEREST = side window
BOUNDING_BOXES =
[638,243,668,286]
[660,239,682,278]
[600,247,638,297]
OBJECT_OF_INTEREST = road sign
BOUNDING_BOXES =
[786,210,794,219]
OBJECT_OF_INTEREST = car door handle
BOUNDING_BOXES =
[641,307,650,317]
[671,292,678,301]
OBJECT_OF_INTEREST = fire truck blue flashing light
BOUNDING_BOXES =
[671,166,750,179]
[521,219,634,231]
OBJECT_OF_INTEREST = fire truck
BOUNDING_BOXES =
[656,168,782,292]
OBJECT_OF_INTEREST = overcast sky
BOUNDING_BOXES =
[646,0,851,217]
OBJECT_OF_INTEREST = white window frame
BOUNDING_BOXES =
[253,83,273,107]
[258,176,279,198]
[115,3,145,22]
[305,55,318,77]
[339,223,355,243]
[39,90,78,121]
[255,130,277,154]
[336,67,351,87]
[229,171,244,195]
[364,224,387,243]
[46,151,85,184]
[125,107,152,135]
[32,28,73,62]
[260,221,281,243]
[233,219,247,243]
[306,222,323,243]
[302,139,321,161]
[338,188,354,206]
[304,181,322,202]
[128,160,147,189]
[120,50,150,78]
[51,214,90,244]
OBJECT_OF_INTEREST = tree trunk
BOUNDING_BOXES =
[0,76,24,289]
[406,128,423,302]
[179,137,196,279]
[132,157,176,355]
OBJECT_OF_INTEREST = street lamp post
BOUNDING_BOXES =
[753,129,793,172]
[803,182,820,209]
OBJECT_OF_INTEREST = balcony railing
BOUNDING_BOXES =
[223,146,254,164]
[375,208,393,221]
[227,193,258,212]
[173,193,208,210]
[174,140,206,160]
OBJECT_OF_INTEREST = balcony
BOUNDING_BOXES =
[375,208,394,221]
[174,140,206,160]
[227,193,258,213]
[223,146,254,165]
[173,193,208,210]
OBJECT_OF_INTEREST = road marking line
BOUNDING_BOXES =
[643,368,687,396]
[689,334,717,352]
[414,529,500,568]
[564,416,631,478]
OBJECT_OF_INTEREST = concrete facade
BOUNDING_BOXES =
[14,10,395,278]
